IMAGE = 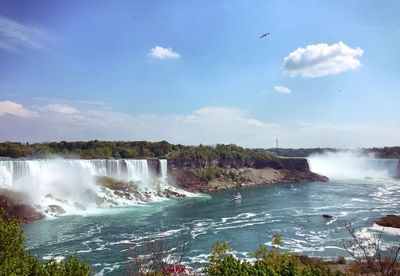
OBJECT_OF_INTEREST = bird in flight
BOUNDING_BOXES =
[259,32,270,38]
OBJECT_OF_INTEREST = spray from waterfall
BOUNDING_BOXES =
[308,151,398,180]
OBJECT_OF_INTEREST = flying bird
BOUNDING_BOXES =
[259,32,270,38]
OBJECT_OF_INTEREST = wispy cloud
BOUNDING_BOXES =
[36,104,79,114]
[274,86,291,94]
[0,15,52,52]
[0,100,39,117]
[148,46,181,59]
[283,41,363,78]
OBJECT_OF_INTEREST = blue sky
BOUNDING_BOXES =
[0,0,399,147]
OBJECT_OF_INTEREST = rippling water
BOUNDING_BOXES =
[23,177,400,275]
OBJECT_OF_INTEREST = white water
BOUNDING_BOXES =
[0,159,183,216]
[308,151,399,180]
[159,159,168,184]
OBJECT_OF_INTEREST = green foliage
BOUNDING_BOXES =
[0,210,91,275]
[167,143,277,164]
[250,244,269,260]
[206,241,342,276]
[0,141,280,164]
[272,233,282,248]
[197,167,225,182]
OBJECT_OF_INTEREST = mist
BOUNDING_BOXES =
[308,150,398,180]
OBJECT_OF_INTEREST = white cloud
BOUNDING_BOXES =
[0,15,51,52]
[39,104,79,114]
[0,100,39,117]
[283,41,363,78]
[274,86,291,94]
[148,46,181,59]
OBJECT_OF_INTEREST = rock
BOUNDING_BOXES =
[98,176,138,193]
[162,189,186,198]
[0,189,44,224]
[96,196,105,206]
[73,202,87,211]
[46,205,66,215]
[113,190,125,197]
[322,214,334,219]
[376,215,400,228]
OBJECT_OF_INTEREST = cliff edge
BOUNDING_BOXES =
[168,157,328,192]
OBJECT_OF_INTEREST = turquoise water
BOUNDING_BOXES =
[23,178,400,275]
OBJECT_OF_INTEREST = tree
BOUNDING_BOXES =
[129,229,192,275]
[340,222,400,275]
[0,209,91,275]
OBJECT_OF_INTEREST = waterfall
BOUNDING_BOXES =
[0,158,183,216]
[125,159,150,183]
[159,159,168,182]
[308,151,399,180]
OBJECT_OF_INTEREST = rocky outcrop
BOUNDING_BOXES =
[168,162,328,193]
[97,176,186,202]
[376,215,400,228]
[0,189,44,224]
[168,157,311,171]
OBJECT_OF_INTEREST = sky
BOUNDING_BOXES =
[0,0,399,148]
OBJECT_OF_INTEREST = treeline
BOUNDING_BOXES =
[267,147,400,159]
[0,141,277,161]
[0,141,180,159]
[167,144,277,162]
[364,146,400,159]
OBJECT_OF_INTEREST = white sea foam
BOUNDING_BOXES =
[371,223,400,236]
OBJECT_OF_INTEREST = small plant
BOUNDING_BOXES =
[272,233,282,249]
[336,256,346,265]
[206,236,341,276]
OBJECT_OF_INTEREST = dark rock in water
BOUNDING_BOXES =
[376,215,400,228]
[95,196,105,206]
[322,214,334,219]
[162,189,186,198]
[98,176,138,193]
[46,205,66,215]
[74,202,87,211]
[0,189,44,223]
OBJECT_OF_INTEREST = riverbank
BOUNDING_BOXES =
[169,167,327,192]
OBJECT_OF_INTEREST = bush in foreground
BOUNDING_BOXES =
[205,238,342,276]
[0,210,91,275]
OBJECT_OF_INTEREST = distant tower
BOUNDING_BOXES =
[276,139,279,149]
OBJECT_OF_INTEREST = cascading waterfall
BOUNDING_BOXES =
[125,160,151,185]
[0,158,184,216]
[308,151,399,180]
[159,159,168,183]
